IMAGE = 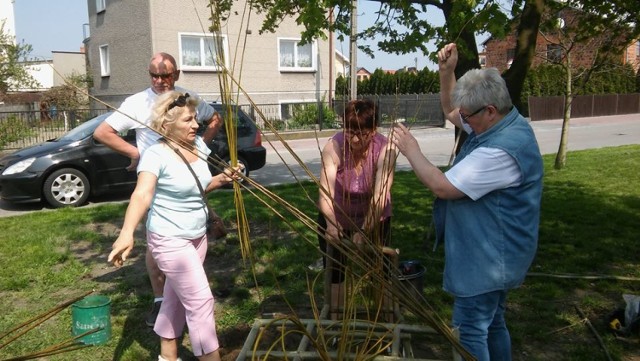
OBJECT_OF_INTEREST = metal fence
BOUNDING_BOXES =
[240,94,445,131]
[0,108,111,151]
[353,94,445,127]
[0,95,446,152]
[528,93,640,121]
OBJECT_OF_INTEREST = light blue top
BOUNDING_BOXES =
[138,137,212,238]
[434,107,543,297]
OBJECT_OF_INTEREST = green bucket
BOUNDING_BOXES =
[71,295,111,345]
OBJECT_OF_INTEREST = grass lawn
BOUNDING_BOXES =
[0,145,639,361]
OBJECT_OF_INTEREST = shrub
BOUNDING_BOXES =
[0,115,34,148]
[287,102,338,130]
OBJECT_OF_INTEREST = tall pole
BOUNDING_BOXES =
[349,0,357,101]
[328,8,334,109]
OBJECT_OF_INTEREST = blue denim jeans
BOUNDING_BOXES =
[452,290,511,361]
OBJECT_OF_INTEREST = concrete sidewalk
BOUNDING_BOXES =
[527,113,640,155]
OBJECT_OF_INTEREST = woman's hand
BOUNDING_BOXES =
[353,231,366,245]
[207,164,245,192]
[108,235,135,268]
[325,223,341,243]
[221,165,244,183]
[391,122,422,159]
[438,43,458,74]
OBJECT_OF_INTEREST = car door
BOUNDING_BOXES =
[89,129,138,192]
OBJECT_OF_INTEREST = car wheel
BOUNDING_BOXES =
[42,168,91,208]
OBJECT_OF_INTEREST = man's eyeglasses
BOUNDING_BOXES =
[167,93,190,112]
[459,106,487,123]
[149,72,175,80]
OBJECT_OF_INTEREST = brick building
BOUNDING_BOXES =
[482,9,640,73]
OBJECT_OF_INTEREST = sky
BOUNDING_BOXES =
[13,0,89,59]
[340,1,444,71]
[12,0,442,71]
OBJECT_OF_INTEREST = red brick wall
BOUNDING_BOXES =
[483,10,640,73]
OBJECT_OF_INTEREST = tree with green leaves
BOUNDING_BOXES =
[213,0,638,159]
[0,20,39,94]
[243,0,540,101]
[41,72,91,112]
[236,0,544,154]
[538,1,640,169]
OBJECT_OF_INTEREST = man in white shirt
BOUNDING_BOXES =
[94,52,222,327]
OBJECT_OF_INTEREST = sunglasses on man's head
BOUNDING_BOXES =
[149,72,174,80]
[167,93,190,112]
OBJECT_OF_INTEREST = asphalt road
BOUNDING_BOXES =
[1,113,639,217]
[251,113,640,186]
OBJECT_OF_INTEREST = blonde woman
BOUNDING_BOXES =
[108,91,238,361]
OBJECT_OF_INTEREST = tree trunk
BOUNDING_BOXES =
[555,54,572,169]
[441,0,480,155]
[503,0,545,113]
[442,0,544,155]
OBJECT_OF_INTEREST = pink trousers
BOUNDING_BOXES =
[147,231,219,356]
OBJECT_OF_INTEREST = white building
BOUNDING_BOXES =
[0,0,15,38]
[85,0,344,116]
[19,51,87,92]
[1,0,86,93]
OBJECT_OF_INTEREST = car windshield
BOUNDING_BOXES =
[56,113,112,142]
[211,105,248,131]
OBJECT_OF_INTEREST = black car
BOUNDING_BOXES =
[0,105,266,208]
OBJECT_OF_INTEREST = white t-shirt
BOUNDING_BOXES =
[445,123,522,200]
[105,86,215,156]
[139,138,212,238]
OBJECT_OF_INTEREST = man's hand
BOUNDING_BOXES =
[202,112,223,144]
[126,157,139,172]
[94,121,141,169]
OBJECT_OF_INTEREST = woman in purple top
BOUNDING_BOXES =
[317,99,396,317]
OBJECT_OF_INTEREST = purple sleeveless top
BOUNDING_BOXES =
[332,131,392,230]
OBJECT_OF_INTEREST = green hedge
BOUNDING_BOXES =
[339,63,639,102]
[519,63,638,107]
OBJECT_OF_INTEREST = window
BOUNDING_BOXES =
[96,0,106,13]
[547,44,562,63]
[506,48,516,62]
[636,41,640,57]
[99,45,110,77]
[278,38,316,72]
[179,33,228,71]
